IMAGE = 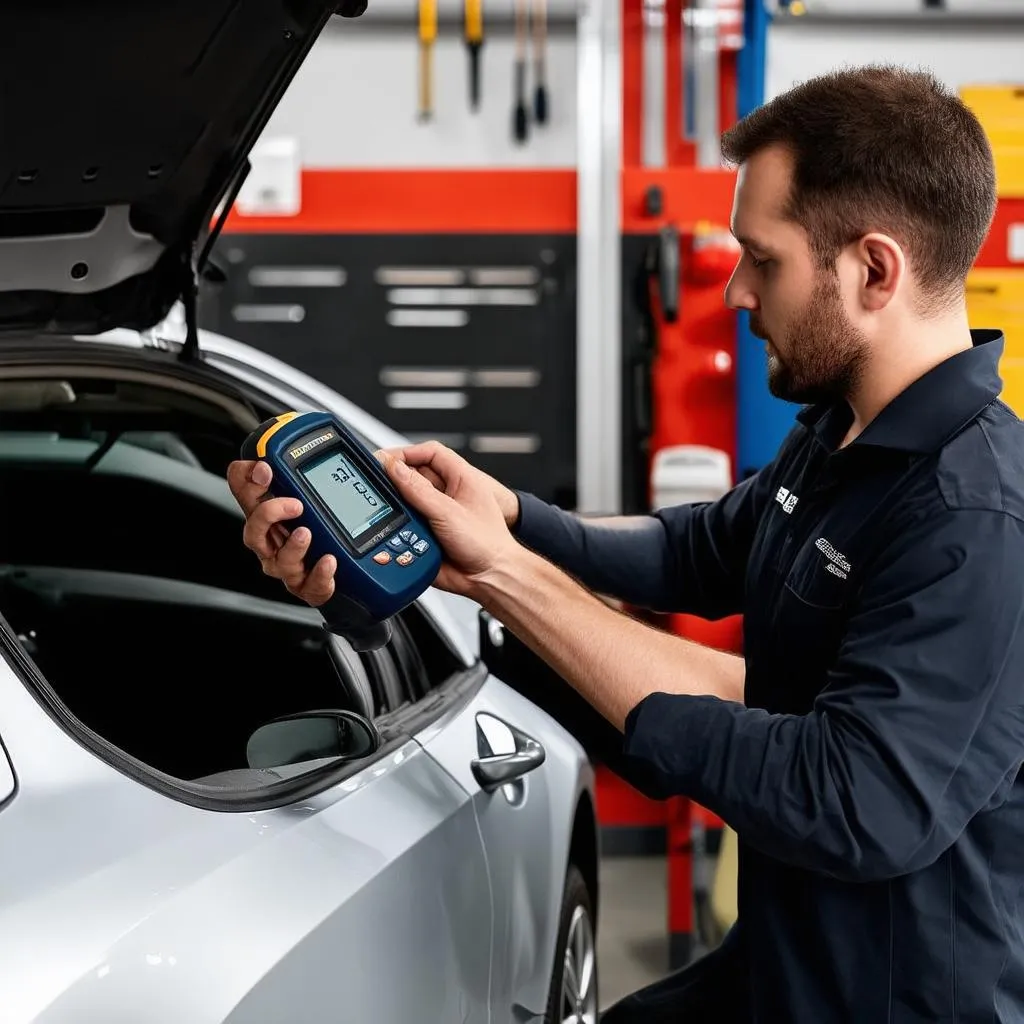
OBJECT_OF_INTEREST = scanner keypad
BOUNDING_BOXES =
[378,528,430,566]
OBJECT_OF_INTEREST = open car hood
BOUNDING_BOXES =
[0,1,363,342]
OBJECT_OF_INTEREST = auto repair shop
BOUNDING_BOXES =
[1,0,1024,1022]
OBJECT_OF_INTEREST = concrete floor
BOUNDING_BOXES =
[596,856,672,1012]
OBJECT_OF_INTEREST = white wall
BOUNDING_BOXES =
[259,22,578,168]
[254,9,1024,171]
[766,18,1024,100]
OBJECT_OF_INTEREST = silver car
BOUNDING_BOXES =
[0,3,599,1022]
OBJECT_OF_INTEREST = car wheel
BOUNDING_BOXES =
[545,864,599,1024]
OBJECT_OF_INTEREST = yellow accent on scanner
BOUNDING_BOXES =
[255,411,300,457]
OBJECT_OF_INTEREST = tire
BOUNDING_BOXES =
[545,864,599,1024]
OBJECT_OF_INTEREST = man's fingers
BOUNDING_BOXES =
[415,464,445,491]
[398,441,470,490]
[242,496,304,558]
[375,443,451,492]
[379,451,458,521]
[295,554,337,606]
[271,525,314,585]
[227,459,274,515]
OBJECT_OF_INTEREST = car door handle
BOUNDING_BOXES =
[471,713,546,792]
[471,744,546,791]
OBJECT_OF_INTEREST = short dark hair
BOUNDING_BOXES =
[720,65,997,301]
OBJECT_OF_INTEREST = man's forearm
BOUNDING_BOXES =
[472,545,746,731]
[512,491,693,613]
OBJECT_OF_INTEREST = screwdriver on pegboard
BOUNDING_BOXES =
[512,0,529,142]
[532,0,548,124]
[464,0,484,110]
[417,0,437,122]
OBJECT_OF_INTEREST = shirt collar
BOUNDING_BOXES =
[797,329,1005,455]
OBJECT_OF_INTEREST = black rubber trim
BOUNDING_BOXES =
[0,727,18,814]
[363,645,405,712]
[0,608,485,813]
[374,661,487,738]
[389,614,431,702]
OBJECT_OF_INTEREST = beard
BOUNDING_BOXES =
[751,272,869,405]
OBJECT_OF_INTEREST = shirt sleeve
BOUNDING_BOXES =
[620,507,1024,882]
[512,464,775,618]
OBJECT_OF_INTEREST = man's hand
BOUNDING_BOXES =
[226,458,337,606]
[228,440,520,605]
[380,441,521,529]
[377,443,521,597]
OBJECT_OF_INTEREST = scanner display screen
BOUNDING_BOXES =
[301,449,394,542]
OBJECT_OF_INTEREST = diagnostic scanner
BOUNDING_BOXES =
[241,411,441,651]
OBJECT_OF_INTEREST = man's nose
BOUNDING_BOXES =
[724,264,759,313]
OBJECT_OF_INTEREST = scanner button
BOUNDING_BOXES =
[387,536,407,552]
[396,551,415,567]
[412,539,430,555]
[407,533,420,545]
[373,551,392,565]
[398,529,413,542]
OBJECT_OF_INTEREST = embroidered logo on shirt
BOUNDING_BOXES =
[775,486,799,514]
[815,537,852,580]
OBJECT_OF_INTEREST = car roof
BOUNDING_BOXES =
[93,322,410,452]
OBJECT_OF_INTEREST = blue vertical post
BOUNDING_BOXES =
[733,0,796,477]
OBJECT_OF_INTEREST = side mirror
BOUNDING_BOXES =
[246,710,381,770]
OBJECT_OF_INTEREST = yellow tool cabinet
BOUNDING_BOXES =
[962,85,1024,415]
[967,269,1024,415]
[961,86,1024,199]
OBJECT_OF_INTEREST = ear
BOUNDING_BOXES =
[854,232,906,312]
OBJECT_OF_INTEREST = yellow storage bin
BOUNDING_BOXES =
[967,268,1024,415]
[961,86,1024,121]
[960,86,1024,198]
[965,269,1024,322]
[966,267,1024,293]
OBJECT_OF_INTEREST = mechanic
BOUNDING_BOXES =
[228,66,1024,1023]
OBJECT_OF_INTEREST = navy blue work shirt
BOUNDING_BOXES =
[513,330,1024,1022]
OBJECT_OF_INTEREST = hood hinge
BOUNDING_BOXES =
[177,158,252,363]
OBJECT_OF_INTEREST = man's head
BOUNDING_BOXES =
[721,65,997,405]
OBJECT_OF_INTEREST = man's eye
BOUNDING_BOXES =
[750,255,770,269]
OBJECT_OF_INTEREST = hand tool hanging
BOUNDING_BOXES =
[464,0,483,110]
[532,0,548,124]
[417,0,437,122]
[512,0,529,142]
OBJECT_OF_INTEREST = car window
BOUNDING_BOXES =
[0,376,472,806]
[0,565,363,775]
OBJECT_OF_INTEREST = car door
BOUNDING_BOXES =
[216,734,497,1024]
[413,662,571,1022]
[0,597,495,1024]
[3,742,497,1024]
[209,626,501,1024]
